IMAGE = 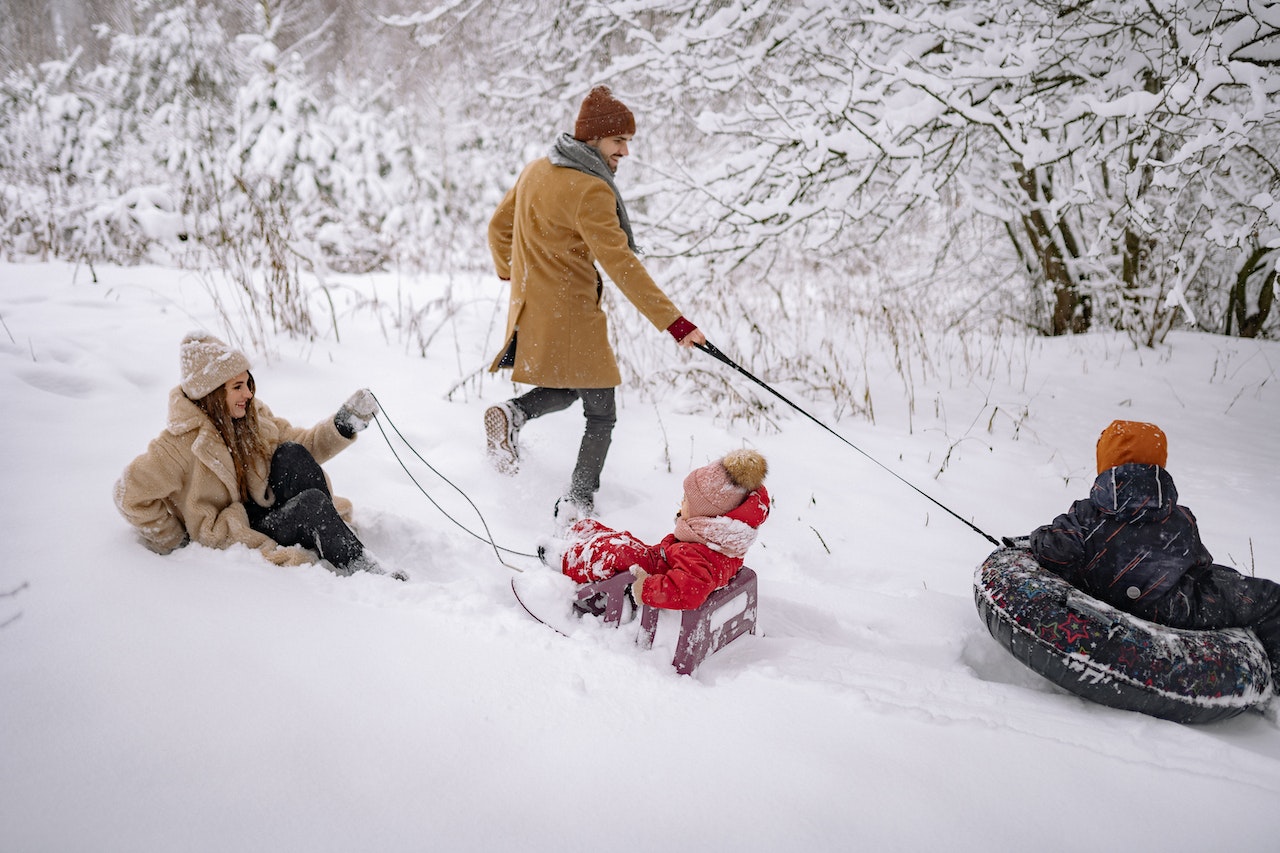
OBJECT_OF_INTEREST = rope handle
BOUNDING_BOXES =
[694,341,1001,548]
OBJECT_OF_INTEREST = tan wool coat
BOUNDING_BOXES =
[488,157,683,388]
[114,386,356,566]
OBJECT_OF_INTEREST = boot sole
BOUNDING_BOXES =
[484,406,518,474]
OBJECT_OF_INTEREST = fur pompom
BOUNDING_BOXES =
[722,449,768,492]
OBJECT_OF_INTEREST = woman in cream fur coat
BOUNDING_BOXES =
[114,332,399,578]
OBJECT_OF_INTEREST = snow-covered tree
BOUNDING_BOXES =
[478,0,1280,343]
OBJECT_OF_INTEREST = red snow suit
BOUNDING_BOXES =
[561,486,770,610]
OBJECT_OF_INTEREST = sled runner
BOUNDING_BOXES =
[511,573,579,637]
[974,548,1273,724]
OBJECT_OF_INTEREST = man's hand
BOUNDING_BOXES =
[678,327,707,348]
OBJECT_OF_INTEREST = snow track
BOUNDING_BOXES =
[3,263,1278,852]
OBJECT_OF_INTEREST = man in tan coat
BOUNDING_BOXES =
[485,86,705,519]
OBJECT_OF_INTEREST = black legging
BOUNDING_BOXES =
[246,442,366,574]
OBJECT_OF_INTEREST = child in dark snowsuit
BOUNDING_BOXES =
[554,449,770,612]
[1028,420,1280,682]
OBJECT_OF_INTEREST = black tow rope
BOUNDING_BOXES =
[368,392,532,572]
[695,341,1001,548]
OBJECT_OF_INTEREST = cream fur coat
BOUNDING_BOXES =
[114,387,356,566]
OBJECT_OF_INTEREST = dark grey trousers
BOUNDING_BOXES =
[511,387,616,502]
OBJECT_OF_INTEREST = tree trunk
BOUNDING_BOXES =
[1226,247,1277,338]
[1014,165,1090,335]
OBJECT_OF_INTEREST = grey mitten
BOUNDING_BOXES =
[335,388,379,436]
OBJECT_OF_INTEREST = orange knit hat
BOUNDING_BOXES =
[1095,420,1168,474]
[573,86,636,141]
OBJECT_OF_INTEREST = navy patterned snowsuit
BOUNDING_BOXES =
[1030,463,1280,679]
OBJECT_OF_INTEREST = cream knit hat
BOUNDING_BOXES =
[179,332,251,400]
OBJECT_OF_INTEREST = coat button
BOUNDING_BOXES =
[1126,586,1141,599]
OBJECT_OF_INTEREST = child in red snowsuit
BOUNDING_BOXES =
[556,449,770,611]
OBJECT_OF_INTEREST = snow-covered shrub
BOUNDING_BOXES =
[0,57,100,261]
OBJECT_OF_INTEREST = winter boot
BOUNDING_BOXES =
[484,402,522,474]
[552,492,594,534]
[348,551,408,582]
[536,535,569,570]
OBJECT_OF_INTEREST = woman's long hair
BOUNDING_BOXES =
[192,373,268,502]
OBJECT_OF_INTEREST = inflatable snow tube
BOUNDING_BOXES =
[974,548,1273,724]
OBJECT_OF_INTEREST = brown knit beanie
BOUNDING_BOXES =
[179,331,251,400]
[1095,420,1168,474]
[682,449,769,518]
[573,86,636,141]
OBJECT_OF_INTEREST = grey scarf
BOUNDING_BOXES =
[549,133,638,253]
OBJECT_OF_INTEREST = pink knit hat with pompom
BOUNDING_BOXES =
[682,449,768,518]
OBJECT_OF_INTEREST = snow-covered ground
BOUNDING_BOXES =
[2,260,1278,852]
